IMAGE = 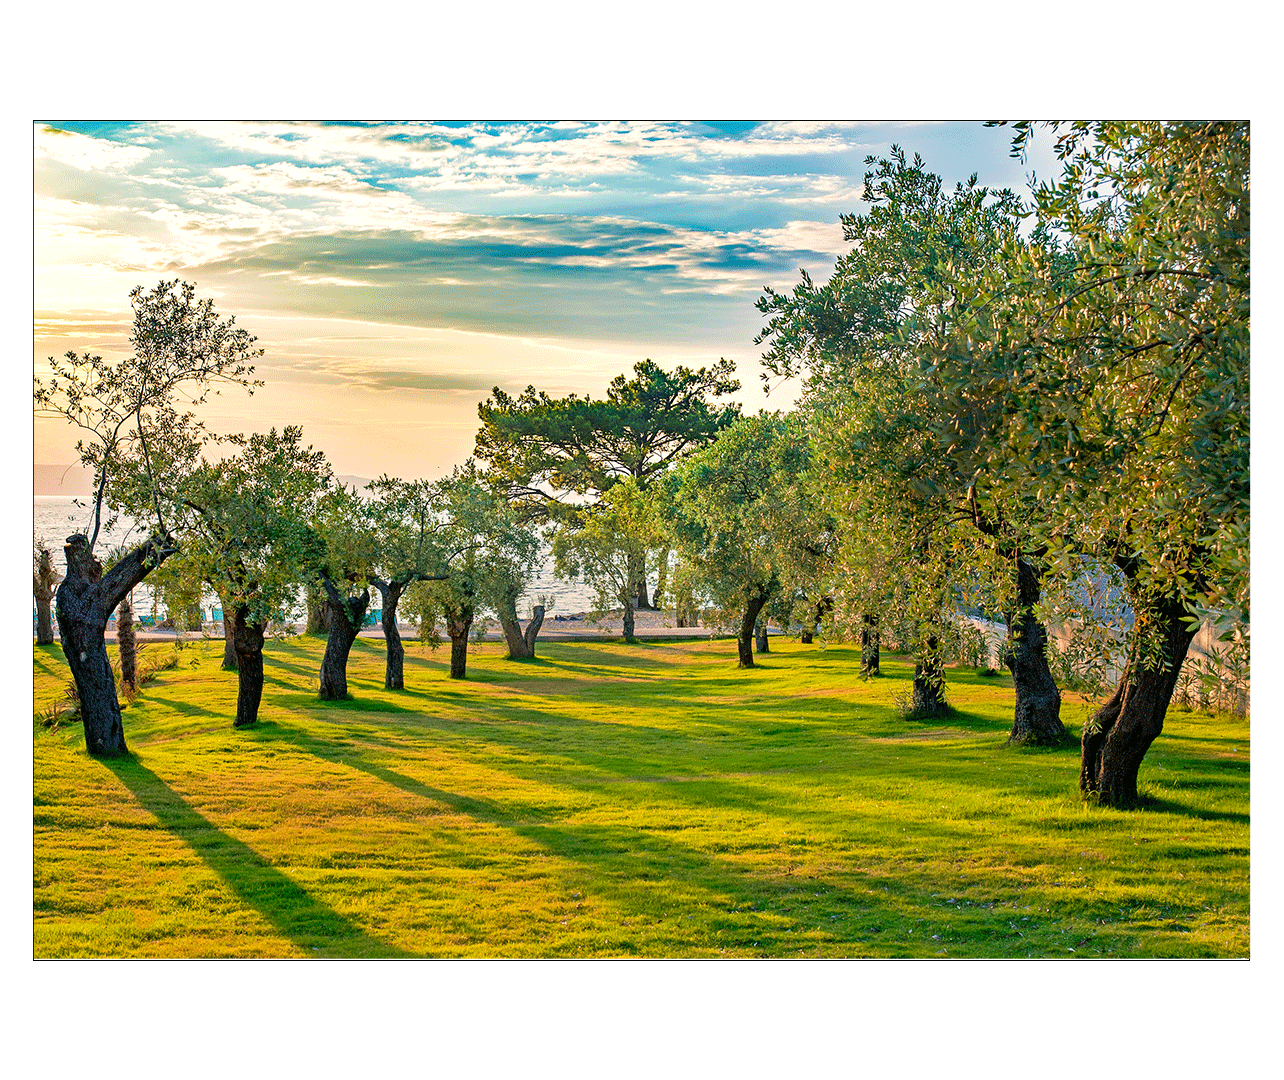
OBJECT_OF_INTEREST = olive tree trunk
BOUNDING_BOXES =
[231,607,266,727]
[55,532,174,756]
[318,576,369,700]
[653,547,670,610]
[305,592,331,635]
[909,633,948,717]
[372,579,406,690]
[34,548,60,645]
[446,607,473,679]
[117,593,137,694]
[1081,588,1198,807]
[737,589,770,668]
[755,614,770,653]
[497,590,545,660]
[631,549,653,611]
[1005,557,1066,745]
[861,613,880,676]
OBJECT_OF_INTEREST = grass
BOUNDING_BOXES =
[32,634,1250,958]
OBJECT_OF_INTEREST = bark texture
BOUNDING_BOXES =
[631,549,653,611]
[318,576,369,700]
[55,532,174,756]
[799,597,831,646]
[231,607,266,727]
[1081,589,1197,807]
[498,595,545,660]
[737,590,769,668]
[755,615,770,653]
[1004,557,1066,745]
[861,613,880,676]
[117,594,137,694]
[622,600,636,643]
[447,608,473,679]
[372,579,406,689]
[34,548,60,645]
[909,634,948,717]
[305,595,331,635]
[653,547,670,610]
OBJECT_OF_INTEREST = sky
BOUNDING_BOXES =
[35,120,1065,484]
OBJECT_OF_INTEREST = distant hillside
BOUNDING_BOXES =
[34,464,94,496]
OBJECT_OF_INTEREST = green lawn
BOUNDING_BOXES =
[32,634,1250,958]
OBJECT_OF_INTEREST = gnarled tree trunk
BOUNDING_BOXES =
[622,599,636,643]
[737,588,770,668]
[861,613,880,676]
[1005,557,1066,745]
[1081,588,1198,807]
[524,605,546,655]
[631,549,653,611]
[653,547,670,610]
[755,614,770,653]
[117,593,137,694]
[231,607,266,727]
[799,596,832,646]
[305,592,331,635]
[318,576,369,700]
[446,606,473,679]
[372,579,406,689]
[910,633,948,717]
[497,591,545,660]
[55,532,174,756]
[34,547,60,645]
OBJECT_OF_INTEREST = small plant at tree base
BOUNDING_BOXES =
[893,684,951,722]
[42,680,83,730]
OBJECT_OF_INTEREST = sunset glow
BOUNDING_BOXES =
[34,120,1058,483]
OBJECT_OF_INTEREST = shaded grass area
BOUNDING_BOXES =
[33,635,1250,957]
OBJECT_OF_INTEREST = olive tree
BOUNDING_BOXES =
[551,478,660,644]
[930,121,1249,804]
[668,413,811,667]
[33,280,260,755]
[416,463,541,679]
[313,484,377,701]
[34,540,62,646]
[364,477,450,687]
[757,147,1065,740]
[163,427,330,726]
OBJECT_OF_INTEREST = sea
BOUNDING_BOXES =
[34,495,597,623]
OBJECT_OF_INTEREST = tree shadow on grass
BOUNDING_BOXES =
[103,755,415,958]
[258,725,1099,956]
[1131,795,1250,825]
[133,694,225,721]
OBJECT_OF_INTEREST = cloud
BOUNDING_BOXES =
[155,120,872,192]
[36,125,152,171]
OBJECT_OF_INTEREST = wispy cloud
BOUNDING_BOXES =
[35,119,1033,478]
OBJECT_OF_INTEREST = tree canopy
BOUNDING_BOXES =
[474,357,741,512]
[165,427,331,725]
[36,280,262,754]
[36,279,262,551]
[668,413,812,667]
[925,121,1249,802]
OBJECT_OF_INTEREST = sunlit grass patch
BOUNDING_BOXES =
[34,636,1249,957]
